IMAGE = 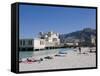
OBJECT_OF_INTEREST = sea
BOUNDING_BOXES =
[19,48,73,59]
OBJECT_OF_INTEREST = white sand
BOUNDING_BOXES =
[19,47,96,71]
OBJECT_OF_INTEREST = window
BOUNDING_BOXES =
[28,40,32,45]
[53,38,57,41]
[23,40,25,45]
[20,40,22,45]
[40,41,44,45]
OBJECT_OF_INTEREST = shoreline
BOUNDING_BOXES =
[19,46,96,51]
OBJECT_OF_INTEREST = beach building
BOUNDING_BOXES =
[33,38,45,50]
[63,38,79,46]
[19,31,60,50]
[38,31,60,47]
[65,42,78,46]
[19,39,33,50]
[91,35,96,45]
[19,38,45,50]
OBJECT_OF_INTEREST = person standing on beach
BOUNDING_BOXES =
[79,47,81,54]
[90,48,92,53]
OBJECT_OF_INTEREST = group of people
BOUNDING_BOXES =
[74,47,94,54]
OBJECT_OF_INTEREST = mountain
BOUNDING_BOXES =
[59,28,96,43]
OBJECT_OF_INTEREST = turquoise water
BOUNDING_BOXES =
[19,48,73,59]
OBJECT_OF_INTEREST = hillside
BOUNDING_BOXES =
[59,28,96,43]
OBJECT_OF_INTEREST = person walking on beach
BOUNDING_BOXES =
[79,47,81,54]
[90,48,92,53]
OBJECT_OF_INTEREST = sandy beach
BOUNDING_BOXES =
[19,47,96,71]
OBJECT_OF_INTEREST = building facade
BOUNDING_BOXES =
[91,35,96,45]
[38,31,60,47]
[19,39,33,48]
[19,31,60,50]
[33,38,45,50]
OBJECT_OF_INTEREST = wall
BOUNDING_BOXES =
[33,38,45,49]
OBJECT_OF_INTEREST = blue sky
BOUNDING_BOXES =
[19,4,96,38]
